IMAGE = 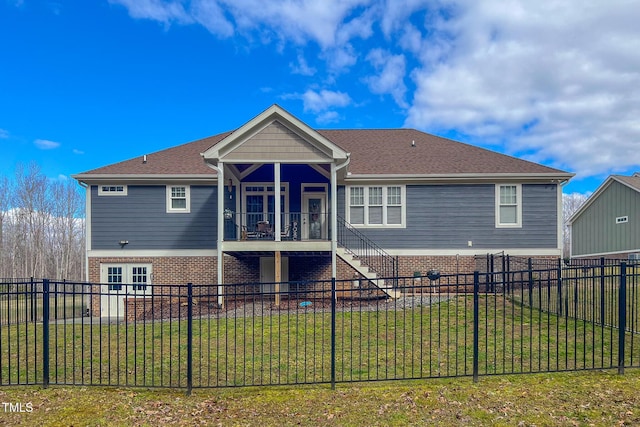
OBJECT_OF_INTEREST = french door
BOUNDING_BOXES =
[100,264,152,317]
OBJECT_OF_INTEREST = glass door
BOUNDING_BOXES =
[246,194,264,232]
[302,193,326,240]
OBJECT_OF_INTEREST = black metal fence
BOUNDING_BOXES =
[1,262,639,390]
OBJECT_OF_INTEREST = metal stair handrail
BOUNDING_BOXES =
[336,215,398,284]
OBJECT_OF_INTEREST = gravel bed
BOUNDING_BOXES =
[191,293,456,320]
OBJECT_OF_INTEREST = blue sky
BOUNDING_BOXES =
[1,0,639,195]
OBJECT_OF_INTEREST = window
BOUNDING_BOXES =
[496,184,522,228]
[348,185,405,227]
[131,266,148,291]
[243,183,289,228]
[166,185,190,213]
[107,266,123,291]
[98,185,127,196]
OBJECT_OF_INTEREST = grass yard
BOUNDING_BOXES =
[2,295,639,389]
[0,294,86,324]
[1,369,639,426]
[509,266,640,332]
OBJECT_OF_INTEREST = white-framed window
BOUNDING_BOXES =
[347,185,405,227]
[107,266,123,291]
[166,185,190,213]
[495,184,522,228]
[98,185,127,196]
[242,182,289,227]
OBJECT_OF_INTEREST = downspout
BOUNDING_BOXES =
[205,161,225,308]
[78,180,90,314]
[332,156,351,279]
[78,180,89,282]
[558,179,569,259]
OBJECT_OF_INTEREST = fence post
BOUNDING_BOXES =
[557,258,563,316]
[186,283,193,395]
[489,254,495,292]
[618,263,627,375]
[528,258,533,307]
[473,271,479,383]
[331,277,336,390]
[42,279,50,389]
[30,277,35,323]
[600,257,606,326]
[506,255,511,294]
[501,255,507,294]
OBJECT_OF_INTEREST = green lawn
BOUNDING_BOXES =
[2,295,638,389]
[1,370,640,426]
[0,294,86,324]
[508,266,640,332]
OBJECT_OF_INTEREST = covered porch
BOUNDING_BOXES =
[201,105,350,307]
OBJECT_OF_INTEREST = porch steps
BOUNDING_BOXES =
[336,248,400,299]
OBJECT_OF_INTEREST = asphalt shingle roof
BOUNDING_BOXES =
[76,127,568,177]
[613,174,640,192]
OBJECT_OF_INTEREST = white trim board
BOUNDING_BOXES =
[88,249,218,258]
[384,248,563,257]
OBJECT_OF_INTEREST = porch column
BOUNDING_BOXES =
[331,162,337,279]
[274,162,281,241]
[275,251,281,306]
[217,162,225,308]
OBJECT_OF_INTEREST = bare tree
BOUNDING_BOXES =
[563,192,589,258]
[0,176,12,278]
[50,179,85,279]
[1,162,85,280]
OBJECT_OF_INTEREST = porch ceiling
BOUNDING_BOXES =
[225,251,331,259]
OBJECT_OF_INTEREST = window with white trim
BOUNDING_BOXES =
[496,184,522,227]
[98,185,127,196]
[107,266,123,291]
[166,185,190,213]
[347,185,405,227]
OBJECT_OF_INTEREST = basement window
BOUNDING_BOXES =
[98,185,127,196]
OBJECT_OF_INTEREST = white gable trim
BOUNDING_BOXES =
[568,175,640,225]
[201,104,349,164]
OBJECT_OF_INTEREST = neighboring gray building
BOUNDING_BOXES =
[569,173,640,259]
[73,105,573,316]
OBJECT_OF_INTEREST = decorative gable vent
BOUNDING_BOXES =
[616,216,629,224]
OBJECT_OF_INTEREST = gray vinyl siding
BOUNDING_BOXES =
[91,185,217,250]
[571,181,640,256]
[338,183,558,249]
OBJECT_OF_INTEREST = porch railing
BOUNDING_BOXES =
[223,212,330,241]
[336,215,398,284]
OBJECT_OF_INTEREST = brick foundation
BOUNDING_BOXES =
[89,253,549,318]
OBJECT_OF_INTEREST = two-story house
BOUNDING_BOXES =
[73,105,573,316]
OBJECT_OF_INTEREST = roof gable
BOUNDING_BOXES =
[569,174,640,224]
[202,104,349,164]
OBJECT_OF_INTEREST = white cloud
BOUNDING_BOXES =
[290,52,316,76]
[72,148,84,155]
[108,0,193,26]
[0,129,8,139]
[34,139,60,150]
[404,0,640,179]
[316,111,341,125]
[300,89,351,113]
[364,48,408,107]
[110,0,640,182]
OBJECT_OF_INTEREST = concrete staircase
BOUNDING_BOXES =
[336,247,400,299]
